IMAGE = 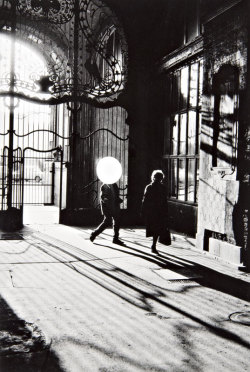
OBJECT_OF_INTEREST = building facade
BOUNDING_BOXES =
[0,0,249,269]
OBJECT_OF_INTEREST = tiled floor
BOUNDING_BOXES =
[0,221,250,371]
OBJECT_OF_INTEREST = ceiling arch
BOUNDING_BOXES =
[0,0,128,107]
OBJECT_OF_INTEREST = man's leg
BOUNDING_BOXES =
[90,215,112,242]
[113,213,120,240]
[112,213,126,245]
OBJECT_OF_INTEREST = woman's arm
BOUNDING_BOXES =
[141,185,151,215]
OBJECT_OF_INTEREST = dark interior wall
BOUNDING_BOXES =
[105,0,187,65]
[105,0,186,221]
[103,0,245,226]
[200,0,242,22]
[102,0,191,221]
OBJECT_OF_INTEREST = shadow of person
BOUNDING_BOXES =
[94,241,199,272]
[0,295,63,372]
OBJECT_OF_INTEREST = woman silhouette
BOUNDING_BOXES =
[141,170,168,254]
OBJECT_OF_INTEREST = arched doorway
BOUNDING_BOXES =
[0,32,69,226]
[0,0,129,230]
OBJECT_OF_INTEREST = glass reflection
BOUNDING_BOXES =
[190,62,198,107]
[188,110,196,154]
[179,113,187,154]
[178,159,185,201]
[187,159,195,202]
[180,66,189,109]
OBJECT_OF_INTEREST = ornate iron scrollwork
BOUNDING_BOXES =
[17,0,74,24]
[0,0,128,106]
[79,0,127,98]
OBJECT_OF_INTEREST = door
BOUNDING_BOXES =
[163,58,203,237]
[22,148,63,208]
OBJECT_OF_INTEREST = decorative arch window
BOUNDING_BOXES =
[87,25,125,91]
[163,57,203,203]
[0,0,128,105]
[0,32,52,98]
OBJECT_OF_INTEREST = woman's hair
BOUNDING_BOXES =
[151,169,164,182]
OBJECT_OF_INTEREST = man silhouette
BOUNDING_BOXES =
[90,182,125,245]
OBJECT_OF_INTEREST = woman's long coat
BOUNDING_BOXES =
[141,181,168,237]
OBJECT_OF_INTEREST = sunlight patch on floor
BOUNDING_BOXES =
[23,206,59,225]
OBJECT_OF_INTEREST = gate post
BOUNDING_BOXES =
[65,0,81,215]
[6,0,16,210]
[2,0,23,231]
[66,103,81,213]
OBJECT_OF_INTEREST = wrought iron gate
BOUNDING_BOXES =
[1,146,63,210]
[22,148,63,207]
[0,0,129,229]
[1,146,23,211]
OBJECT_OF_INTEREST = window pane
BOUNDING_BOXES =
[180,66,189,110]
[188,111,196,154]
[164,116,171,154]
[187,159,195,202]
[171,114,178,155]
[190,62,198,107]
[171,71,180,112]
[197,113,201,154]
[179,113,187,154]
[198,60,203,106]
[165,58,202,204]
[170,159,177,198]
[178,159,186,201]
[195,158,199,202]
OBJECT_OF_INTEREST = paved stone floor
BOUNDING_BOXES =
[0,224,250,371]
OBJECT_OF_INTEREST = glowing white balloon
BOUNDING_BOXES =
[96,157,122,184]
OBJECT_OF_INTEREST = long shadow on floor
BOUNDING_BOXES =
[91,241,250,351]
[28,231,250,353]
[95,240,250,302]
[161,251,250,302]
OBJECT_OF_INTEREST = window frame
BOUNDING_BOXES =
[163,57,203,205]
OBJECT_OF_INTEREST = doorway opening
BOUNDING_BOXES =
[0,32,69,228]
[23,152,55,205]
[22,148,63,225]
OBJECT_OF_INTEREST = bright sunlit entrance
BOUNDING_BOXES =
[0,33,69,226]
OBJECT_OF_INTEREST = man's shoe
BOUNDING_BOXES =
[113,238,126,246]
[90,233,96,242]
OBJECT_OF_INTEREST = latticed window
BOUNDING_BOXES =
[163,58,203,204]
